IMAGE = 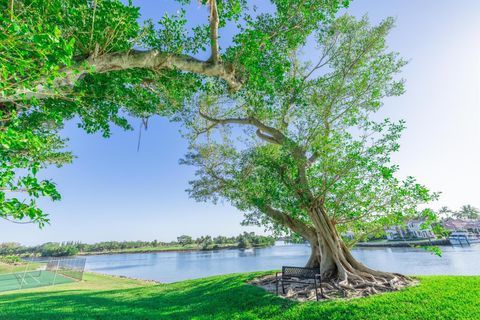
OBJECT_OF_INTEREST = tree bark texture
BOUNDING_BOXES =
[1,50,240,103]
[302,206,409,292]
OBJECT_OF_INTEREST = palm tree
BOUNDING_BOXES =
[458,205,480,220]
[438,206,452,219]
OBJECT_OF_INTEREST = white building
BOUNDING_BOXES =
[385,219,435,240]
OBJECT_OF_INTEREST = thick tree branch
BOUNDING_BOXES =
[0,216,34,224]
[263,205,316,240]
[197,111,315,205]
[208,0,220,63]
[1,49,240,103]
[8,0,14,19]
[197,110,315,205]
[198,110,286,144]
[255,129,279,144]
[0,187,27,192]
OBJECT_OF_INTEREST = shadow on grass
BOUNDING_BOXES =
[0,274,478,320]
[0,272,300,319]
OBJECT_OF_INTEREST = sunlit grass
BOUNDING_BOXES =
[0,262,43,274]
[0,271,479,319]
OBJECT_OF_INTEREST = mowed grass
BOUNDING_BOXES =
[0,262,44,274]
[0,271,479,320]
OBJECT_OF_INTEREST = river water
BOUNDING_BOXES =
[84,243,480,283]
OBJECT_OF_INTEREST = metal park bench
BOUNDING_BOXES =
[275,266,323,301]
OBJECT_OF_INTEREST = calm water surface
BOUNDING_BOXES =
[85,244,480,283]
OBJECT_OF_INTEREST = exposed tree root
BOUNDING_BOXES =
[249,207,418,301]
[249,272,416,301]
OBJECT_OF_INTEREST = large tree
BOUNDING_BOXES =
[1,0,440,296]
[180,15,438,293]
[0,0,347,225]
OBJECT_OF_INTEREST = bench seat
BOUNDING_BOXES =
[275,266,323,301]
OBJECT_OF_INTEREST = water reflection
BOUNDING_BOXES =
[85,244,480,283]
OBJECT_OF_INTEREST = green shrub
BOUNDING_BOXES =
[0,255,22,264]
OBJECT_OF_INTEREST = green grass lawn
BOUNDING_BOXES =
[0,262,44,274]
[0,271,479,320]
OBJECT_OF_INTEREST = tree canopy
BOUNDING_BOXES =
[182,15,438,246]
[1,0,443,296]
[0,0,349,225]
[180,14,440,293]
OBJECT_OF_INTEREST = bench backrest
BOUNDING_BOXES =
[282,266,320,279]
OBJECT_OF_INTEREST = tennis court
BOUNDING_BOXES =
[0,257,86,293]
[0,270,75,292]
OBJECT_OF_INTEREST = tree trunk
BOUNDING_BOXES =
[304,207,410,292]
[305,240,320,268]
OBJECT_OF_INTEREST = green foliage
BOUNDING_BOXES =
[237,236,252,248]
[0,272,479,320]
[38,242,79,257]
[177,235,194,246]
[0,255,22,265]
[142,10,209,55]
[419,245,442,257]
[0,0,141,225]
[237,232,275,248]
[0,243,26,256]
[0,0,140,96]
[194,235,215,250]
[224,0,350,97]
[0,233,275,256]
[454,205,479,220]
[0,112,71,226]
[0,6,75,97]
[182,15,439,243]
[1,0,348,225]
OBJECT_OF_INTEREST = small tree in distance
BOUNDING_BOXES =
[453,205,480,220]
[437,206,452,220]
[177,235,194,246]
[196,235,213,250]
[237,234,252,249]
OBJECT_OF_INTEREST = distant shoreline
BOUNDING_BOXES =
[355,239,450,248]
[77,239,452,256]
[3,239,457,259]
[76,244,271,256]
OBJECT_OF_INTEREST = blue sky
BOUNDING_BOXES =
[1,0,479,245]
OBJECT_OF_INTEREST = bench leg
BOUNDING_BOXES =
[282,280,285,294]
[320,279,323,299]
[314,278,319,301]
[319,275,323,299]
[276,279,279,295]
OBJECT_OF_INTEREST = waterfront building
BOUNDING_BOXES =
[385,219,436,241]
[442,218,480,234]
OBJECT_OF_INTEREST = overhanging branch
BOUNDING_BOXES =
[1,49,241,103]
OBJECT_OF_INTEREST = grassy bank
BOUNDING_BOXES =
[1,233,275,258]
[0,262,43,274]
[0,271,479,319]
[1,244,273,258]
